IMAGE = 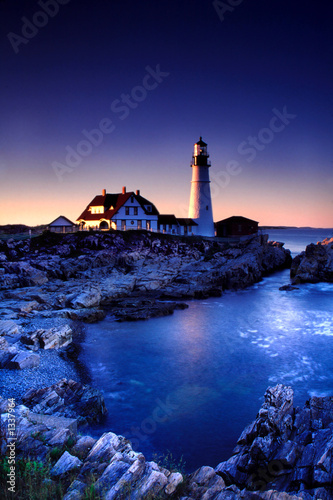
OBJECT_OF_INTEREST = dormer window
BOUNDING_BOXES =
[146,205,152,213]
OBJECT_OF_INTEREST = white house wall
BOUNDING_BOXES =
[116,200,158,231]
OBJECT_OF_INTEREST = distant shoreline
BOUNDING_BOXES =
[260,225,333,230]
[1,223,332,235]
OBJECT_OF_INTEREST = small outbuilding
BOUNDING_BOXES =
[215,216,258,238]
[48,216,77,233]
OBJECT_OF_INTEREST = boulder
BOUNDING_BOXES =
[22,379,107,425]
[291,238,333,283]
[9,351,40,369]
[50,451,82,478]
[62,480,86,500]
[70,288,101,309]
[86,432,121,462]
[37,325,73,349]
[71,436,97,460]
[0,319,20,336]
[214,386,333,498]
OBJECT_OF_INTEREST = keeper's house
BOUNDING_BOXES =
[76,187,197,235]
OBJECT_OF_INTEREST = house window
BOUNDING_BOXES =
[146,220,151,230]
[125,207,130,216]
[137,220,142,229]
[134,207,138,216]
[146,205,152,213]
[121,220,126,230]
[131,196,134,203]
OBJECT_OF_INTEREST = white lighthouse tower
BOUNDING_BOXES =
[188,137,215,237]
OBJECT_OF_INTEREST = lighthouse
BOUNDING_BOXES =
[188,137,215,237]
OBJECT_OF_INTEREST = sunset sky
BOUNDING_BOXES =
[1,1,333,227]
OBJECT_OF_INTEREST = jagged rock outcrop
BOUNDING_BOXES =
[0,394,184,499]
[291,237,333,284]
[1,385,332,499]
[0,232,291,374]
[22,378,107,426]
[0,322,74,369]
[211,385,333,499]
[0,232,291,336]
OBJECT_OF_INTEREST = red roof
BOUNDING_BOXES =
[76,191,159,222]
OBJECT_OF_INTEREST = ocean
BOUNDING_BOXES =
[80,228,333,472]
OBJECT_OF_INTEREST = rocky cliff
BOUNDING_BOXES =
[291,237,333,284]
[1,384,332,499]
[0,231,291,371]
[0,230,291,317]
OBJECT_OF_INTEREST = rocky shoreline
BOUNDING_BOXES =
[6,230,333,498]
[0,230,291,375]
[291,237,333,284]
[1,383,332,498]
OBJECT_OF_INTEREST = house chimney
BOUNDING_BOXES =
[122,186,126,194]
[136,189,140,196]
[102,189,106,196]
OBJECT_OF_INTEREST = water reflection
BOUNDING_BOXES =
[81,268,333,471]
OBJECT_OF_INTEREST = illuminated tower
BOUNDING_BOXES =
[188,137,215,237]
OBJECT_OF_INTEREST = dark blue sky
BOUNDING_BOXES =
[1,0,333,226]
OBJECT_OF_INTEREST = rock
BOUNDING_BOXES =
[37,325,73,349]
[0,348,17,368]
[186,465,226,499]
[27,413,78,435]
[137,467,168,497]
[0,232,292,332]
[49,427,76,447]
[63,480,86,500]
[64,307,106,323]
[108,297,189,321]
[22,379,107,425]
[0,319,20,336]
[291,238,333,283]
[94,460,130,496]
[2,383,333,499]
[165,472,183,494]
[214,386,333,498]
[86,432,121,462]
[19,300,40,313]
[50,451,82,478]
[8,351,40,369]
[2,261,48,287]
[71,436,97,460]
[279,284,299,291]
[70,288,101,309]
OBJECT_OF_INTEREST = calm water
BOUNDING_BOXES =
[80,228,333,472]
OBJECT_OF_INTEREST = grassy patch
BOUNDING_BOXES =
[0,457,63,499]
